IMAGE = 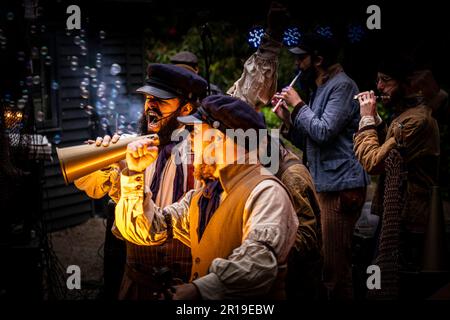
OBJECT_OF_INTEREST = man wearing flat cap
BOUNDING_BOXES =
[75,63,208,300]
[354,55,440,298]
[114,95,298,299]
[170,51,223,95]
[272,32,370,299]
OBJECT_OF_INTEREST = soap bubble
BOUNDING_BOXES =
[114,80,121,88]
[36,110,44,122]
[80,89,89,99]
[17,51,25,61]
[51,81,59,90]
[53,134,61,144]
[83,66,90,75]
[74,35,81,45]
[45,55,52,66]
[7,12,14,21]
[108,101,116,110]
[99,30,106,40]
[110,63,121,76]
[40,46,48,56]
[33,75,40,85]
[17,99,26,109]
[89,68,97,78]
[95,59,102,68]
[80,46,87,56]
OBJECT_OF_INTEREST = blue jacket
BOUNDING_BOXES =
[288,70,370,192]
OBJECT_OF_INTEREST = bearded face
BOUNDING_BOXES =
[142,95,184,145]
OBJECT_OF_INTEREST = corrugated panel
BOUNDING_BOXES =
[41,29,144,231]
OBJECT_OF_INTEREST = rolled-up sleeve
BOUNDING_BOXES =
[294,82,356,145]
[227,33,281,107]
[193,180,298,299]
[114,171,193,246]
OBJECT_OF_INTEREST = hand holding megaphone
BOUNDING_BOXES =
[126,137,160,173]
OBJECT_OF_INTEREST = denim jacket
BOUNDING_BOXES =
[287,66,370,192]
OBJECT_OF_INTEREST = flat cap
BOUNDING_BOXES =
[136,63,207,100]
[177,95,266,133]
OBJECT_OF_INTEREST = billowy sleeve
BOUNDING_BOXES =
[74,164,121,203]
[227,33,282,108]
[114,170,193,246]
[193,179,298,299]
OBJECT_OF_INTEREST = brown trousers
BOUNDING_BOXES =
[318,187,366,300]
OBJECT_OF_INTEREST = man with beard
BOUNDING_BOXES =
[76,64,208,299]
[354,55,440,298]
[75,2,290,300]
[114,95,298,299]
[271,33,370,300]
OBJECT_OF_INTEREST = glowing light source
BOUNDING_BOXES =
[247,26,265,49]
[315,25,333,39]
[283,27,301,47]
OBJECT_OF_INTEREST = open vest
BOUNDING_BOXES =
[188,163,288,298]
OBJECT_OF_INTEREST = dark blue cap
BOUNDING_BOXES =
[177,95,266,133]
[137,63,207,100]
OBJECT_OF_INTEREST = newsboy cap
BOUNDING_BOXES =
[289,33,339,64]
[177,95,266,133]
[136,63,207,100]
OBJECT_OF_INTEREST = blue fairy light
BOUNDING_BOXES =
[347,24,365,43]
[283,27,301,47]
[247,26,265,49]
[315,25,333,39]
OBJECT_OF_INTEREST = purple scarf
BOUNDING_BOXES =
[197,179,224,241]
[149,143,185,203]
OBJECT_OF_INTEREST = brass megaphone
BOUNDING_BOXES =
[56,134,159,185]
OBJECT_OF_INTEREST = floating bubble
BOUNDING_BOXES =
[99,30,106,40]
[31,47,39,59]
[80,29,86,38]
[84,105,94,115]
[80,89,89,99]
[17,51,25,61]
[89,68,97,78]
[33,75,40,85]
[70,56,78,71]
[45,55,52,66]
[100,117,110,127]
[36,110,44,122]
[111,88,118,99]
[40,25,46,33]
[83,66,90,75]
[79,39,86,47]
[80,102,85,109]
[19,80,24,87]
[80,46,87,56]
[96,52,102,60]
[110,63,121,76]
[108,101,115,110]
[65,29,71,36]
[17,99,26,110]
[119,114,127,124]
[30,25,37,34]
[53,134,61,144]
[91,78,98,88]
[51,81,59,90]
[100,97,107,104]
[73,35,81,45]
[26,76,33,86]
[22,94,29,101]
[7,12,14,21]
[97,88,105,98]
[22,89,28,95]
[114,80,121,88]
[82,77,90,85]
[95,59,102,68]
